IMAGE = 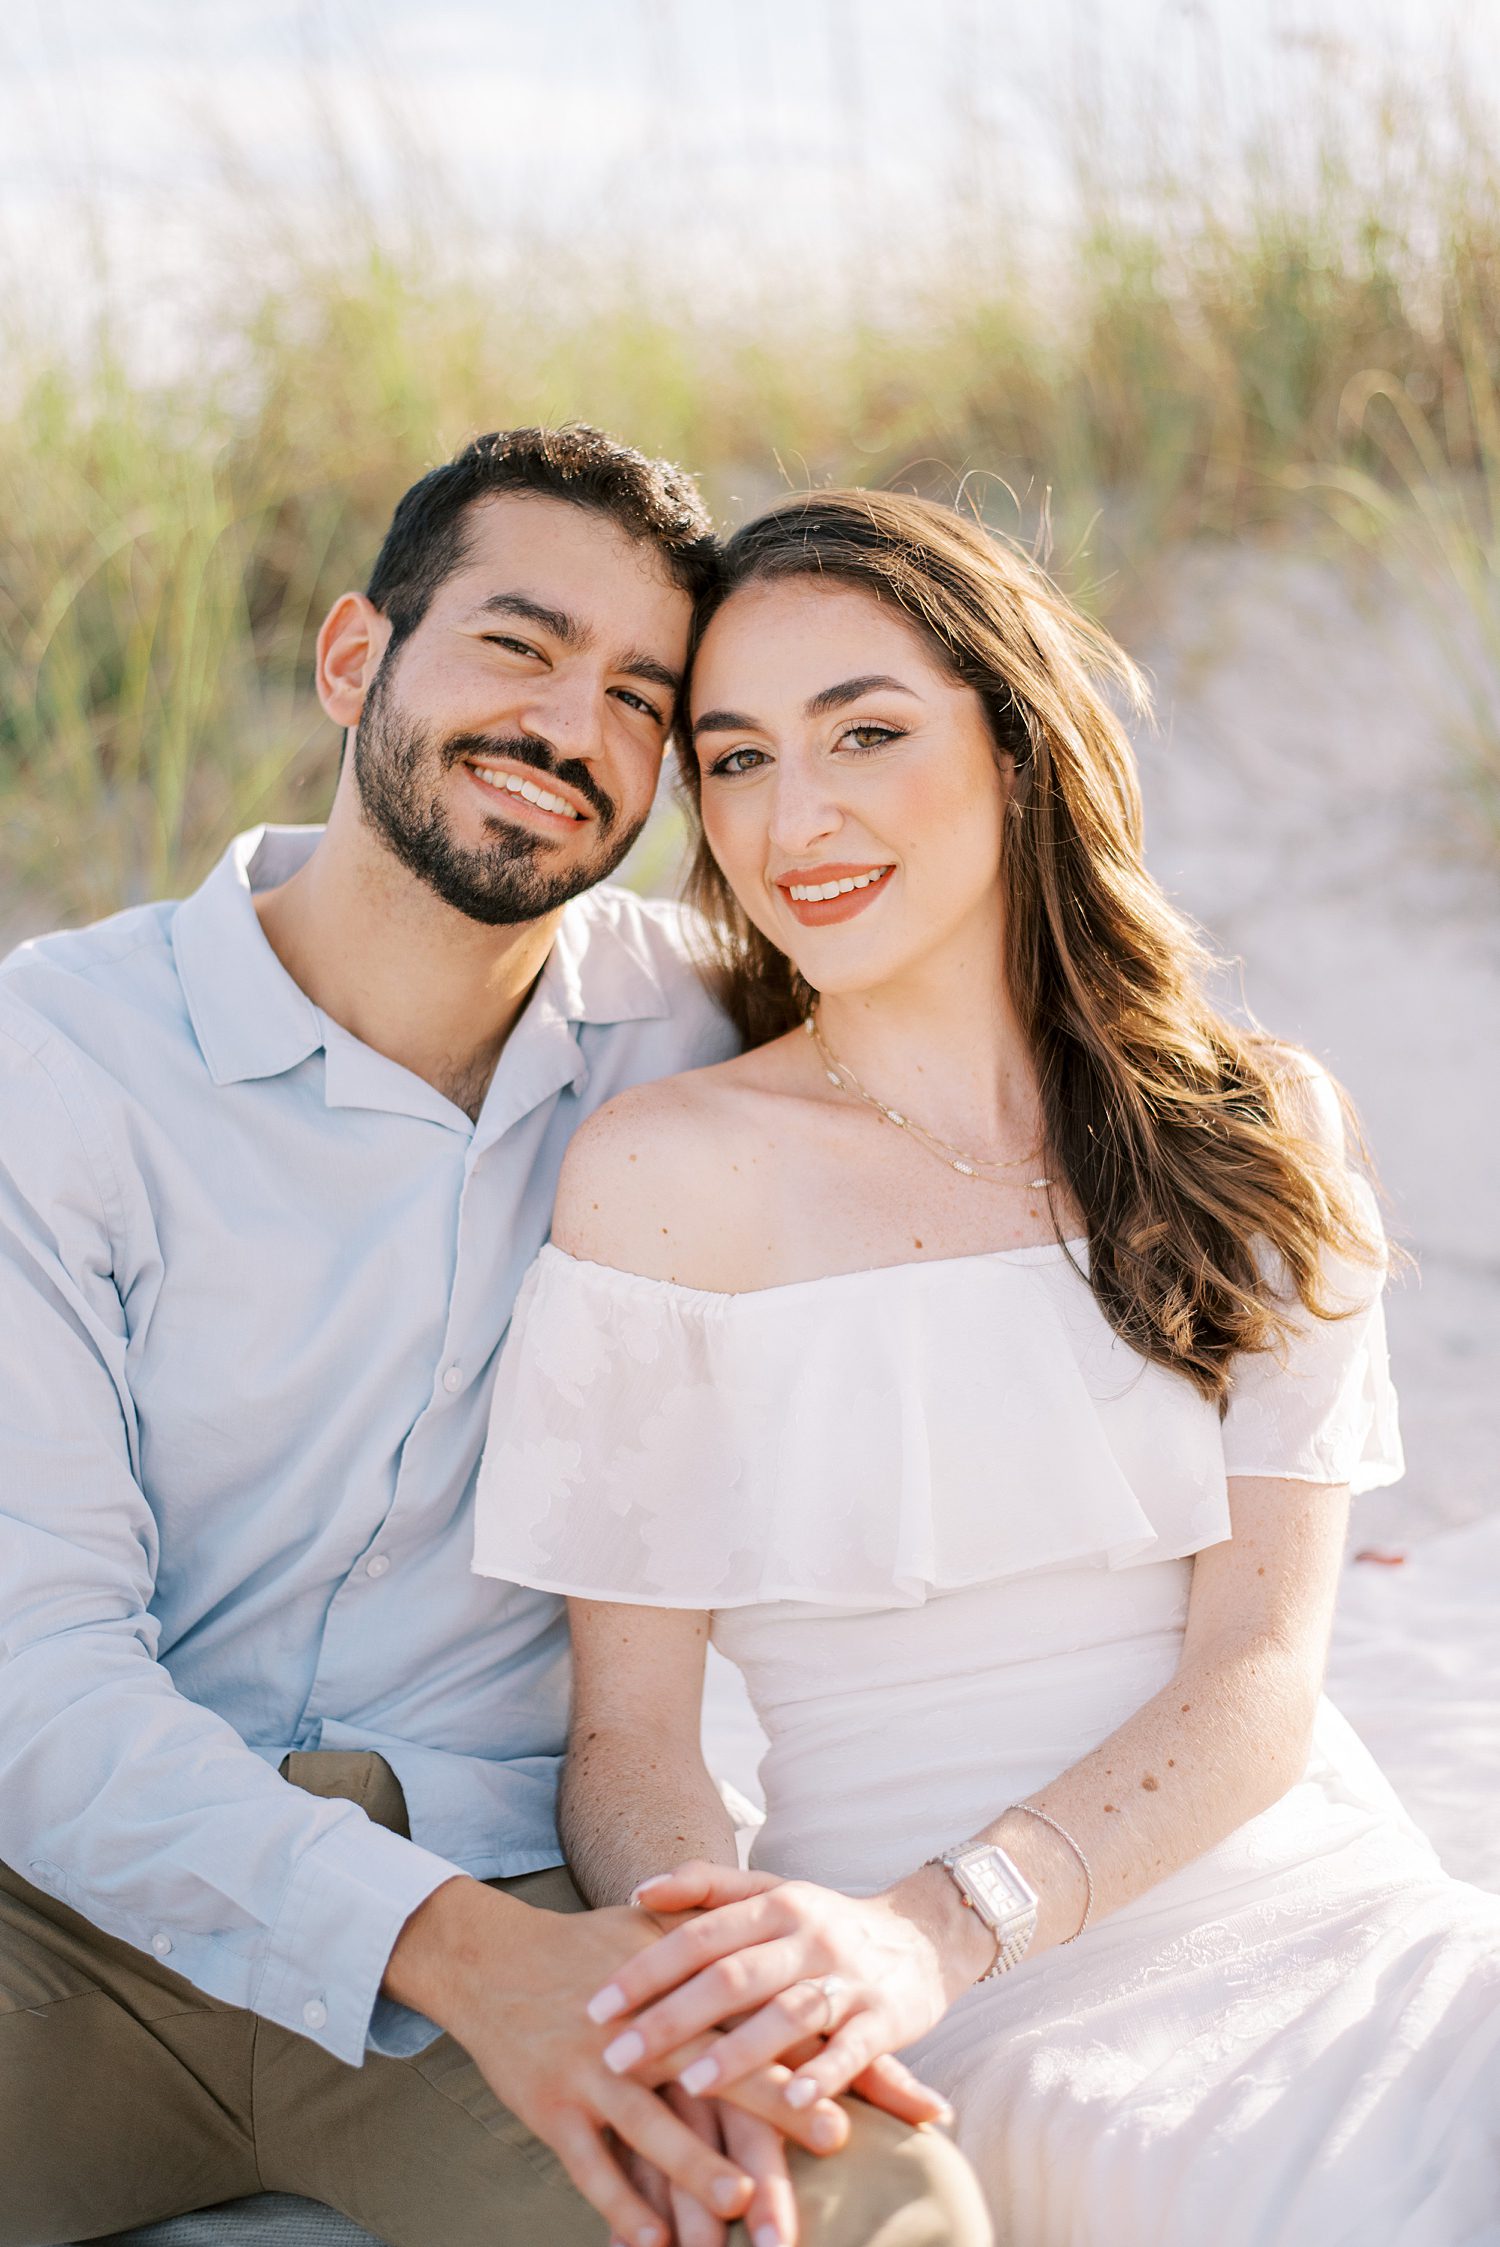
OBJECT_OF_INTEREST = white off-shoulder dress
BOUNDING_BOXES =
[473,1227,1500,2247]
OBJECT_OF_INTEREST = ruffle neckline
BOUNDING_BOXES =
[474,1243,1237,1609]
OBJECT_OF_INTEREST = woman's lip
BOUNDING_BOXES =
[776,865,895,927]
[458,759,589,832]
[773,863,889,887]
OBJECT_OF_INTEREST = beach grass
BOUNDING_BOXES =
[3,47,1499,929]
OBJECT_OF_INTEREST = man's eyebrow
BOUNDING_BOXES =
[804,673,919,716]
[618,650,683,697]
[472,593,585,644]
[470,599,679,696]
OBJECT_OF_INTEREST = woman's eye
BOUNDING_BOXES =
[708,746,769,777]
[839,723,903,753]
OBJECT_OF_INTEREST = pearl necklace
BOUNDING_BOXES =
[804,1014,1053,1188]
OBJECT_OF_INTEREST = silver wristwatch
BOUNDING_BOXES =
[930,1842,1039,1981]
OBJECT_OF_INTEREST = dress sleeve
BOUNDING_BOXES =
[1220,1176,1404,1493]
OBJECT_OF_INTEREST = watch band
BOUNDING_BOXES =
[929,1842,1039,1982]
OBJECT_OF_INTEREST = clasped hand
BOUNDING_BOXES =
[587,1863,964,2119]
[389,1872,951,2247]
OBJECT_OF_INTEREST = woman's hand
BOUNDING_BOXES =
[587,1860,981,2113]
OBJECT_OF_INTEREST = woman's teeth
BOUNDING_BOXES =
[786,869,889,902]
[467,765,582,820]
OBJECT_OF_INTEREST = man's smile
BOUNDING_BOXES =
[458,754,590,827]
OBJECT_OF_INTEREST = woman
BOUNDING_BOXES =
[473,491,1500,2246]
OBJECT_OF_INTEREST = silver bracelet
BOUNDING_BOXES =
[1004,1803,1094,1943]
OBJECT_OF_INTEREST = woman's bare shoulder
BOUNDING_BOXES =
[552,1037,807,1287]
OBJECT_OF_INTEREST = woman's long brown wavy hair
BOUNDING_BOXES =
[677,489,1382,1404]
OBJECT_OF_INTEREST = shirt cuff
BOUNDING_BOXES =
[254,1805,463,2066]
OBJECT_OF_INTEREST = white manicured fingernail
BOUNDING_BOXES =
[679,2055,719,2095]
[784,2075,819,2109]
[603,2029,645,2073]
[754,2227,784,2247]
[588,1984,627,2024]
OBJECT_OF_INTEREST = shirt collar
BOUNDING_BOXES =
[535,885,670,1029]
[171,825,671,1095]
[171,828,326,1086]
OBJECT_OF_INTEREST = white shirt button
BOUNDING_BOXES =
[441,1365,462,1394]
[303,1999,328,2030]
[150,1932,173,1957]
[365,1553,391,1579]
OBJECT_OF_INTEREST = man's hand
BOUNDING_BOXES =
[626,2090,797,2247]
[383,1876,854,2246]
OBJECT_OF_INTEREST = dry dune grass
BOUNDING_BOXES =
[2,45,1498,926]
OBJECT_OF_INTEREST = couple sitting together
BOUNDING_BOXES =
[4,424,1499,2247]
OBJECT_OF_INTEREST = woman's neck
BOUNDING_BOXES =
[812,942,1041,1167]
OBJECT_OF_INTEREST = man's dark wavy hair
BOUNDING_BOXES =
[365,424,720,645]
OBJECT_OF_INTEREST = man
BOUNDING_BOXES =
[0,427,989,2247]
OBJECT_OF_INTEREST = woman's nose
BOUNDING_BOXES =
[767,761,841,854]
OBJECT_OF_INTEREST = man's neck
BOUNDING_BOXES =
[253,819,563,1121]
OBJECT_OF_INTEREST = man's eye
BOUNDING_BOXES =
[839,723,903,753]
[614,688,664,723]
[708,746,768,777]
[483,635,540,659]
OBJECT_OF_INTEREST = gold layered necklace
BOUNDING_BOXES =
[804,1013,1053,1189]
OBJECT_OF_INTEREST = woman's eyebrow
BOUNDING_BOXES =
[694,675,920,738]
[693,707,762,738]
[804,673,919,716]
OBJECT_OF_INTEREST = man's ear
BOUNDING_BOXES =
[316,593,394,727]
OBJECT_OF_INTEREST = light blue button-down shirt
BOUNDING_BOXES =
[0,826,735,2065]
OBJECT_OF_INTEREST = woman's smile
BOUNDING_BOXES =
[773,862,895,925]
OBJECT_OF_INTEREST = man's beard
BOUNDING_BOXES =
[351,653,651,926]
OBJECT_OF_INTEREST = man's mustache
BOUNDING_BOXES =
[442,732,617,832]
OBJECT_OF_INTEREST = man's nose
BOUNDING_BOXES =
[517,669,608,763]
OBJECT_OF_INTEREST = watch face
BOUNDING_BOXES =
[955,1845,1038,1929]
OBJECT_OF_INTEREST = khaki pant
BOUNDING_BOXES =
[0,1753,990,2247]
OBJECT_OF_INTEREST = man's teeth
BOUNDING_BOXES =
[467,765,582,820]
[786,870,889,902]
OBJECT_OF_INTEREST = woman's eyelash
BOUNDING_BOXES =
[840,723,904,751]
[708,724,905,777]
